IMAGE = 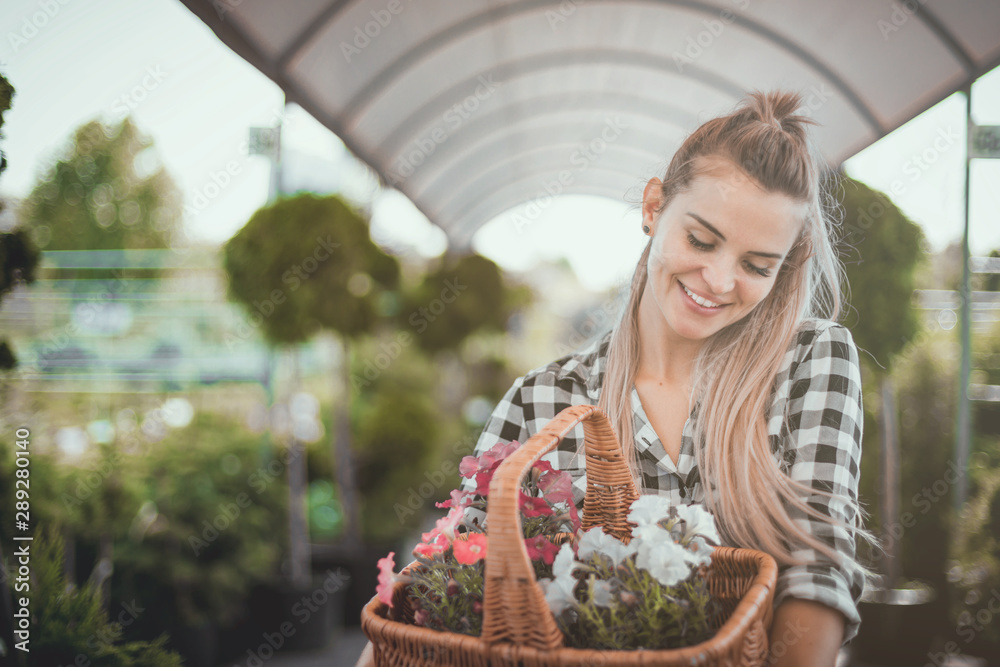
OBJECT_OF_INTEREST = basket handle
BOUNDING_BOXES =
[481,404,640,649]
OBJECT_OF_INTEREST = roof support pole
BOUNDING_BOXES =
[954,83,972,515]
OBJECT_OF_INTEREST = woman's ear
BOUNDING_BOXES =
[642,177,663,234]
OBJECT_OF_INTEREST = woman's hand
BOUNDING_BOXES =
[355,640,375,667]
[767,598,845,667]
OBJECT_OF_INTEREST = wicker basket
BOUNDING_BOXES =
[362,404,778,666]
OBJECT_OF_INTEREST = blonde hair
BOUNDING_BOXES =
[597,90,878,576]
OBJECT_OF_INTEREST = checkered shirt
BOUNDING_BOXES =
[461,318,866,645]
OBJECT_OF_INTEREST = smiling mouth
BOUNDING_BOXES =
[680,282,724,309]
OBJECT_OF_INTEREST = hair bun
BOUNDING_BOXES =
[762,115,784,131]
[743,89,818,136]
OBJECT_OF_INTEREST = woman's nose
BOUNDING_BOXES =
[703,257,735,296]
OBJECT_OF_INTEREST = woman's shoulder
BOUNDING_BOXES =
[515,330,611,395]
[791,317,859,352]
[782,317,862,382]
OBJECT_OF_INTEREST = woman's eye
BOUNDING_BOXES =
[687,233,712,250]
[687,232,771,277]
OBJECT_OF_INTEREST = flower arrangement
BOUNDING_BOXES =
[375,441,724,650]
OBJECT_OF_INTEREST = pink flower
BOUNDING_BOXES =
[538,468,575,506]
[524,535,560,565]
[485,440,520,465]
[376,552,396,607]
[459,455,482,479]
[459,441,523,497]
[460,441,520,479]
[434,506,465,541]
[435,489,473,510]
[413,531,450,559]
[453,533,488,564]
[473,469,494,496]
[532,460,556,476]
[519,491,554,518]
[566,503,581,532]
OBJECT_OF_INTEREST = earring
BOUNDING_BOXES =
[643,225,650,234]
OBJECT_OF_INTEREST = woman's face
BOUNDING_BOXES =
[641,158,806,345]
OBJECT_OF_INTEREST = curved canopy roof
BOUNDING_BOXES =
[178,0,1000,249]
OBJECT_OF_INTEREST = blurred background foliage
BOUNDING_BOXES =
[111,412,287,628]
[19,118,182,279]
[349,338,442,542]
[223,193,400,345]
[833,171,1000,660]
[835,174,927,373]
[949,326,1000,649]
[0,107,535,660]
[399,253,532,353]
[31,528,182,667]
[0,73,39,369]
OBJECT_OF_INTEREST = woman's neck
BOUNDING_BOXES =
[636,287,702,385]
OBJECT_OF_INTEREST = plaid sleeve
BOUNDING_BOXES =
[773,322,867,646]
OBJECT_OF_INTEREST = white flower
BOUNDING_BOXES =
[685,535,715,568]
[631,521,672,544]
[636,539,693,587]
[553,542,582,579]
[577,527,638,566]
[675,503,721,545]
[541,543,583,614]
[540,572,579,614]
[627,495,671,527]
[588,576,614,607]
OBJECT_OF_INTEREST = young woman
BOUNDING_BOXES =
[358,90,875,667]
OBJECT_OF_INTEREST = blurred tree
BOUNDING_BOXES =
[0,71,14,203]
[833,173,927,587]
[398,252,531,422]
[223,193,400,569]
[0,230,40,370]
[18,116,181,279]
[0,72,40,371]
[835,177,926,370]
[400,253,530,353]
[351,340,441,541]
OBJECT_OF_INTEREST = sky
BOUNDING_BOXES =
[1,0,999,293]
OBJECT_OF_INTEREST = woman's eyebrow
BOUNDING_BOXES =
[687,212,784,260]
[688,212,727,241]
